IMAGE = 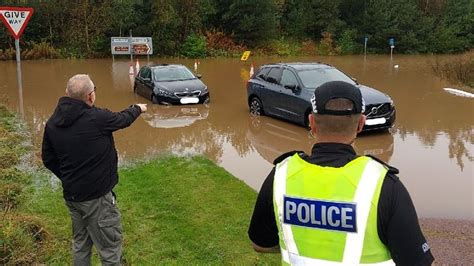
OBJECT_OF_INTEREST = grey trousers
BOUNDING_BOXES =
[65,192,122,266]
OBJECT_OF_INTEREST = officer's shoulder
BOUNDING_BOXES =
[273,150,308,165]
[366,155,400,181]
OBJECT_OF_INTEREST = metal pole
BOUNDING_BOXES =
[15,39,24,118]
[390,47,393,60]
[364,39,367,56]
[129,29,133,64]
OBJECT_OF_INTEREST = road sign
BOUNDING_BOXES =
[240,51,251,61]
[111,37,153,55]
[0,7,34,39]
[132,43,151,55]
[388,38,395,46]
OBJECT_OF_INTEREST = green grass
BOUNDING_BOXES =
[0,104,46,264]
[20,155,280,265]
[1,103,279,264]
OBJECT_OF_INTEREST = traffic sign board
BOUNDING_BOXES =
[240,51,251,61]
[132,43,151,54]
[111,37,153,55]
[388,38,395,46]
[0,7,34,39]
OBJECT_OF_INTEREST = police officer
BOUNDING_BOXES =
[248,81,434,265]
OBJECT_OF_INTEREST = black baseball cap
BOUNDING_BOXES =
[311,81,365,115]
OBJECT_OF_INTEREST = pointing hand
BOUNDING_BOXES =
[136,104,147,113]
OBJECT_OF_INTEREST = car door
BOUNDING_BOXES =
[260,67,283,117]
[136,67,153,100]
[278,68,307,123]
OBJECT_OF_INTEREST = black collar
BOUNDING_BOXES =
[308,143,357,167]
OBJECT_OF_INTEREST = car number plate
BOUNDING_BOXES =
[365,117,386,126]
[180,97,199,104]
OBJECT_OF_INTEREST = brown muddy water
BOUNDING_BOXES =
[0,55,472,220]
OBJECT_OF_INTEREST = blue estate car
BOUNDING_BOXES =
[247,63,396,132]
[134,64,210,105]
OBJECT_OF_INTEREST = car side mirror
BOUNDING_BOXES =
[351,77,359,84]
[285,84,300,93]
[196,74,202,79]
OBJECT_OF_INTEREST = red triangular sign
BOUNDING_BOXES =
[0,7,34,39]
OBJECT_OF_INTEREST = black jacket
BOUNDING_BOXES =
[42,97,142,202]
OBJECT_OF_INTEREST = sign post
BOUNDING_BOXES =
[388,38,395,59]
[364,36,368,56]
[0,6,34,117]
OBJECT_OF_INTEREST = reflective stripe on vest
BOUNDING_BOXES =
[273,155,394,265]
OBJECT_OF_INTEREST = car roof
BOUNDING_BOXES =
[261,62,334,71]
[148,64,187,69]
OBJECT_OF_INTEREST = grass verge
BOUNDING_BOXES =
[0,104,50,264]
[22,156,280,264]
[0,103,279,264]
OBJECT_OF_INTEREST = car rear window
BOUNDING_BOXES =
[297,67,355,88]
[153,66,196,81]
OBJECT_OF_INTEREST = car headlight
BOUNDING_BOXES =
[202,86,208,93]
[389,99,395,108]
[157,88,173,97]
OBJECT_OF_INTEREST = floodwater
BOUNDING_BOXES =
[0,55,472,220]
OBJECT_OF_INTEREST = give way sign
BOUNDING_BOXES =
[0,7,34,39]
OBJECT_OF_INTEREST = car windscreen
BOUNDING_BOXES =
[297,67,356,88]
[153,67,196,81]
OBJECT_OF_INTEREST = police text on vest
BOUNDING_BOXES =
[283,196,357,233]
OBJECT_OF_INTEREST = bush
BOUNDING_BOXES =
[180,34,207,58]
[0,48,15,60]
[337,29,359,55]
[205,30,246,57]
[432,50,474,89]
[22,41,61,60]
[297,40,317,56]
[318,32,340,56]
[265,37,301,56]
[0,41,60,60]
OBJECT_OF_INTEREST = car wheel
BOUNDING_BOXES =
[249,97,264,116]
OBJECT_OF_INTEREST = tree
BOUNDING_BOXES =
[222,0,279,46]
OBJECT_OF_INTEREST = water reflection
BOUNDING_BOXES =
[355,132,394,163]
[142,105,209,129]
[246,116,395,165]
[246,116,313,163]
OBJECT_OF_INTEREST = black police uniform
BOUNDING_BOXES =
[248,143,434,265]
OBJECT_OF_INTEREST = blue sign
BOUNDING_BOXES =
[283,196,357,233]
[388,38,395,46]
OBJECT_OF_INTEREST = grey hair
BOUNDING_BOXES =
[66,74,94,101]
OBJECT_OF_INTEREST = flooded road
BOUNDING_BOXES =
[0,56,472,219]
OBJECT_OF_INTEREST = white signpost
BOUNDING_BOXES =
[0,6,34,117]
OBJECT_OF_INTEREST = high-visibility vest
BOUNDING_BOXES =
[273,154,394,265]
